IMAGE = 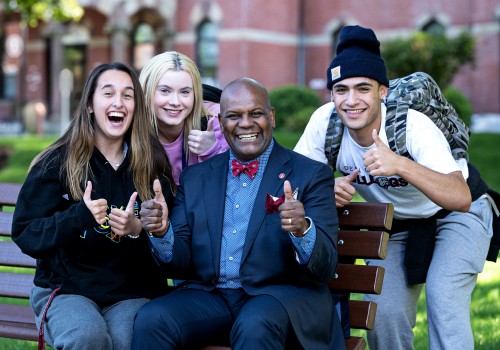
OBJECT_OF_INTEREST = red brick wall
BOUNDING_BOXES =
[10,0,500,120]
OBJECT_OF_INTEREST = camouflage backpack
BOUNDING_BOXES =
[324,72,471,167]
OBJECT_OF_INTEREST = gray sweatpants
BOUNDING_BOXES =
[31,286,148,350]
[365,196,493,350]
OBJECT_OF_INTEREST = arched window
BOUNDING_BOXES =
[133,23,155,71]
[331,26,343,58]
[196,20,218,84]
[62,24,90,114]
[422,19,445,36]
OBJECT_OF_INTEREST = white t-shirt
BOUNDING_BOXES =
[294,102,468,219]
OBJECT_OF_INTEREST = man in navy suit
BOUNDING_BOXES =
[132,78,345,350]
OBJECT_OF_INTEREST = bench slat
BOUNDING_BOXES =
[329,264,385,295]
[0,183,22,208]
[0,241,37,268]
[0,272,34,299]
[349,300,377,330]
[345,336,366,350]
[0,211,14,237]
[337,202,393,230]
[338,230,389,260]
[0,304,38,341]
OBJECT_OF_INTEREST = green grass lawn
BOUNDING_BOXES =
[0,131,499,349]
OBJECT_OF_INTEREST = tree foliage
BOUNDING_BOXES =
[444,86,473,127]
[2,0,84,27]
[382,31,475,88]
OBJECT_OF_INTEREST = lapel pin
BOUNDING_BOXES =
[279,173,285,179]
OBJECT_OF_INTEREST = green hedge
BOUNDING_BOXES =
[269,85,321,130]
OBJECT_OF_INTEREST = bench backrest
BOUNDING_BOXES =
[333,202,392,336]
[0,183,35,303]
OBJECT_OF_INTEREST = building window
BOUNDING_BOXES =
[133,23,155,71]
[422,20,445,36]
[3,71,16,99]
[331,26,342,58]
[63,45,85,113]
[196,20,218,84]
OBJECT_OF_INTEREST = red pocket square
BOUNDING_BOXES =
[265,193,285,214]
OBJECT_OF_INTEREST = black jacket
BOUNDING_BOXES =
[394,162,498,285]
[12,146,172,306]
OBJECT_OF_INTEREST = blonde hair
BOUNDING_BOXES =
[139,51,204,160]
[31,62,175,201]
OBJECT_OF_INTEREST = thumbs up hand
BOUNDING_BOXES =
[188,116,216,155]
[83,181,108,225]
[279,180,307,237]
[362,129,399,177]
[334,169,359,207]
[140,179,170,238]
[108,191,142,238]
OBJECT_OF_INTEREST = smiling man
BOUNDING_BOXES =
[132,78,346,350]
[294,25,494,350]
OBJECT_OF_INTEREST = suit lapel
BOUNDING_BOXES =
[241,143,292,263]
[203,154,229,271]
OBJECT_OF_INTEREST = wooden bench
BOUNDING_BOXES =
[0,182,38,342]
[0,181,393,350]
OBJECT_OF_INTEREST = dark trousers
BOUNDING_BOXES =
[132,288,302,350]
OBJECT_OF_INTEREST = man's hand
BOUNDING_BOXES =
[108,192,142,237]
[83,181,108,225]
[188,116,216,155]
[363,129,401,176]
[334,169,358,207]
[279,180,308,237]
[140,179,169,237]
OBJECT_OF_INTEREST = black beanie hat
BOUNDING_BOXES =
[326,25,389,90]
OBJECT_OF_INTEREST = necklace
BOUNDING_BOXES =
[104,143,128,169]
[107,147,127,169]
[111,152,125,168]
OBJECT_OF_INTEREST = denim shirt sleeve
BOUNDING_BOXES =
[289,217,316,264]
[148,225,174,263]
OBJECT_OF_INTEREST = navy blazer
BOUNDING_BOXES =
[166,141,345,349]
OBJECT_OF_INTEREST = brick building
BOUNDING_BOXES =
[0,0,498,129]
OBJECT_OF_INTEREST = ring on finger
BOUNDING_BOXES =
[288,218,292,225]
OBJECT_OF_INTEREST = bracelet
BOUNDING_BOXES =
[128,233,140,239]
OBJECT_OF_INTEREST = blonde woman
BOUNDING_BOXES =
[12,62,175,350]
[140,51,229,184]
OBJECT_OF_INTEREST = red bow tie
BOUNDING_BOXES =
[232,159,259,179]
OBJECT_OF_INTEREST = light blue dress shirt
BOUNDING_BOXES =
[148,140,317,288]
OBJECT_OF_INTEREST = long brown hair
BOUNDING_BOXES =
[30,62,175,201]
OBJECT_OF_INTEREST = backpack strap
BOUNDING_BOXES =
[385,101,412,160]
[324,105,345,168]
[201,115,208,131]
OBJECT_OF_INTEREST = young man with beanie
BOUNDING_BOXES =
[294,25,493,350]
